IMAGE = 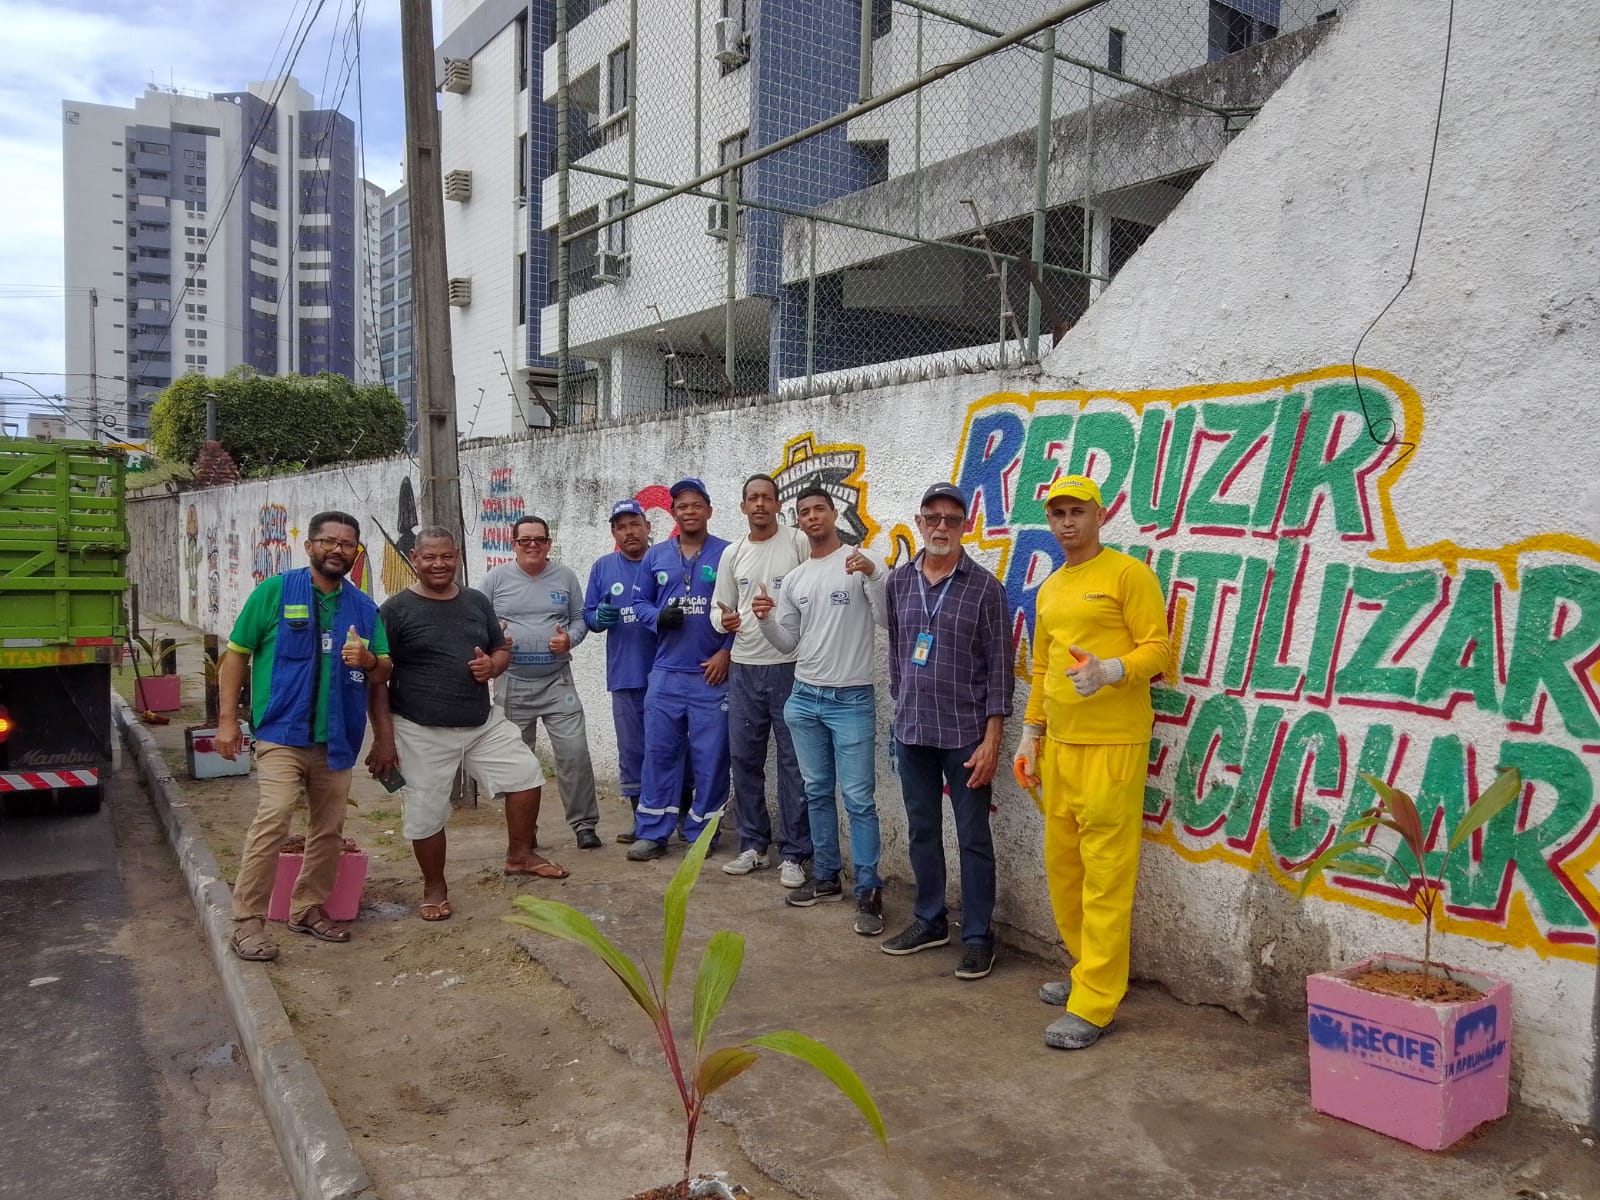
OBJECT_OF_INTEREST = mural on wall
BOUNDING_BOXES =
[479,467,526,568]
[183,504,201,622]
[226,516,241,616]
[770,433,881,548]
[204,522,220,617]
[952,366,1600,962]
[251,504,293,584]
[380,478,419,595]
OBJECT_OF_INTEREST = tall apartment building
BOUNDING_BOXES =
[62,78,379,441]
[378,184,417,444]
[435,0,1326,435]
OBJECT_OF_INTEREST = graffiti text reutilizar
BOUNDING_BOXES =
[954,367,1600,960]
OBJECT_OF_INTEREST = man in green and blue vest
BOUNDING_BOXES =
[217,511,390,962]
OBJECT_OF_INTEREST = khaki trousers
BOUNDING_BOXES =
[230,741,352,923]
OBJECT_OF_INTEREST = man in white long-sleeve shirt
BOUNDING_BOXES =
[710,474,812,887]
[754,485,888,935]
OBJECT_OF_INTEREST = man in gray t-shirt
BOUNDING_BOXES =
[481,515,602,849]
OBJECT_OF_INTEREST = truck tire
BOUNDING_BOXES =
[56,783,105,815]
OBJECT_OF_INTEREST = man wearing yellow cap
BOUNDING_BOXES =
[1013,474,1169,1050]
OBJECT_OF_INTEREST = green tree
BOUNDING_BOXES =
[149,368,405,476]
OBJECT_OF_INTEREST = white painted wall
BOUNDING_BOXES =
[153,0,1600,1124]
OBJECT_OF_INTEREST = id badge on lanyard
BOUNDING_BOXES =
[912,631,934,667]
[911,572,950,668]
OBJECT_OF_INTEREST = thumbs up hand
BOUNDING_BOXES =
[1066,644,1125,697]
[468,644,496,682]
[341,625,373,669]
[549,624,572,655]
[751,583,775,621]
[716,600,742,634]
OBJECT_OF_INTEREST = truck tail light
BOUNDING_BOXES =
[0,705,10,743]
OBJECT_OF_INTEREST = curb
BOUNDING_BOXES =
[113,698,378,1200]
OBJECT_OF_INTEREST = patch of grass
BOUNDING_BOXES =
[365,807,400,824]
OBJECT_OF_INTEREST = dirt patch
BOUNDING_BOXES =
[1349,967,1483,1004]
[173,729,799,1200]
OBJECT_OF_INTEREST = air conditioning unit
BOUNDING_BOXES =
[448,277,472,306]
[713,17,749,66]
[706,201,736,239]
[594,251,631,284]
[442,58,472,94]
[444,169,472,202]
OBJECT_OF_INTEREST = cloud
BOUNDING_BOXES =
[0,0,410,430]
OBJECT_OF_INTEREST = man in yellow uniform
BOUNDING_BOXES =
[1013,474,1170,1050]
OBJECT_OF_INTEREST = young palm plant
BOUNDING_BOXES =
[1294,766,1522,978]
[504,813,886,1195]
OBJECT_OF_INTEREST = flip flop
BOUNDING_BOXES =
[419,900,453,922]
[505,859,569,880]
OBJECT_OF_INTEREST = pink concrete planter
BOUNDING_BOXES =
[134,674,182,713]
[1306,954,1511,1150]
[267,849,369,922]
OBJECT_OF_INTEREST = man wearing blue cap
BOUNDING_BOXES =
[626,479,734,860]
[584,499,656,843]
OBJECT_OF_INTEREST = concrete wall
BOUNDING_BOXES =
[127,491,181,624]
[129,0,1600,1124]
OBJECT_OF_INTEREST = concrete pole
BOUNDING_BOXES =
[556,0,571,421]
[724,166,739,397]
[858,0,875,101]
[400,0,464,536]
[1027,26,1056,358]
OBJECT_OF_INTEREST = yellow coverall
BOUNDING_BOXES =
[1024,547,1169,1028]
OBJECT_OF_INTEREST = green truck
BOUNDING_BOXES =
[0,438,127,813]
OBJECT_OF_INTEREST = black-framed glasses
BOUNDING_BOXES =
[514,536,553,547]
[918,513,964,528]
[311,536,359,552]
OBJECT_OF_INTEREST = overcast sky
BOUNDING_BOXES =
[0,0,443,434]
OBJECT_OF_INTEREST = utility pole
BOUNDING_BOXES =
[400,0,464,538]
[87,288,100,440]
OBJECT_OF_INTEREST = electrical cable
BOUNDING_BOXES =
[1347,0,1453,459]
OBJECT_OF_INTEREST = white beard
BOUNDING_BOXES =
[925,542,956,557]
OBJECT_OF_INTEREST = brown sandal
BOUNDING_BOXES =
[287,905,351,942]
[230,920,280,961]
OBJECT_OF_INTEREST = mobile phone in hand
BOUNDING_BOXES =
[377,766,406,793]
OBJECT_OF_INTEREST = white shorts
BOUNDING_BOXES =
[393,710,546,840]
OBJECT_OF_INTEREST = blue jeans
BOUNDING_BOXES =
[895,739,996,945]
[784,682,881,896]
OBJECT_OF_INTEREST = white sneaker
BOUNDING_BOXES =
[722,849,769,876]
[779,859,806,889]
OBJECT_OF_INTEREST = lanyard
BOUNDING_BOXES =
[678,542,705,595]
[918,569,953,628]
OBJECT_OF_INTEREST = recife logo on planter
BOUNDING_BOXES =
[1307,1005,1444,1084]
[1447,1005,1507,1080]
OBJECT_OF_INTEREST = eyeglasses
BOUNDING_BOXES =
[514,536,553,548]
[311,537,359,552]
[917,513,964,528]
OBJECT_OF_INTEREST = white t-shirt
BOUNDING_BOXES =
[710,526,809,665]
[758,543,886,688]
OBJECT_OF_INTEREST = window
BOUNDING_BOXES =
[604,194,629,254]
[515,12,529,92]
[871,0,892,38]
[516,134,528,202]
[1107,27,1125,74]
[861,142,889,186]
[1207,1,1277,61]
[607,44,630,115]
[516,252,527,326]
[718,131,748,197]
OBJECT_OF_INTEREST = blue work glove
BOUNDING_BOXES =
[595,602,620,628]
[657,602,686,631]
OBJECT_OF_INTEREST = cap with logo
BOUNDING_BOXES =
[1045,474,1104,507]
[919,482,968,512]
[609,498,645,523]
[670,477,711,504]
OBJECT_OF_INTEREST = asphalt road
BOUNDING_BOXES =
[0,759,291,1199]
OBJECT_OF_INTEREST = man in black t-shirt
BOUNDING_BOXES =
[368,528,567,921]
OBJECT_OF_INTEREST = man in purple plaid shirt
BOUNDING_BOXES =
[881,482,1014,980]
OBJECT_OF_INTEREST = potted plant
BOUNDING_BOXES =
[505,813,886,1199]
[267,834,369,923]
[1292,766,1522,1151]
[130,632,182,713]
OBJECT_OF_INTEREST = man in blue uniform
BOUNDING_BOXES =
[626,479,733,860]
[584,499,657,844]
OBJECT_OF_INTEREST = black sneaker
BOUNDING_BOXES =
[576,829,602,850]
[880,919,950,956]
[954,942,996,980]
[785,876,844,907]
[853,887,884,936]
